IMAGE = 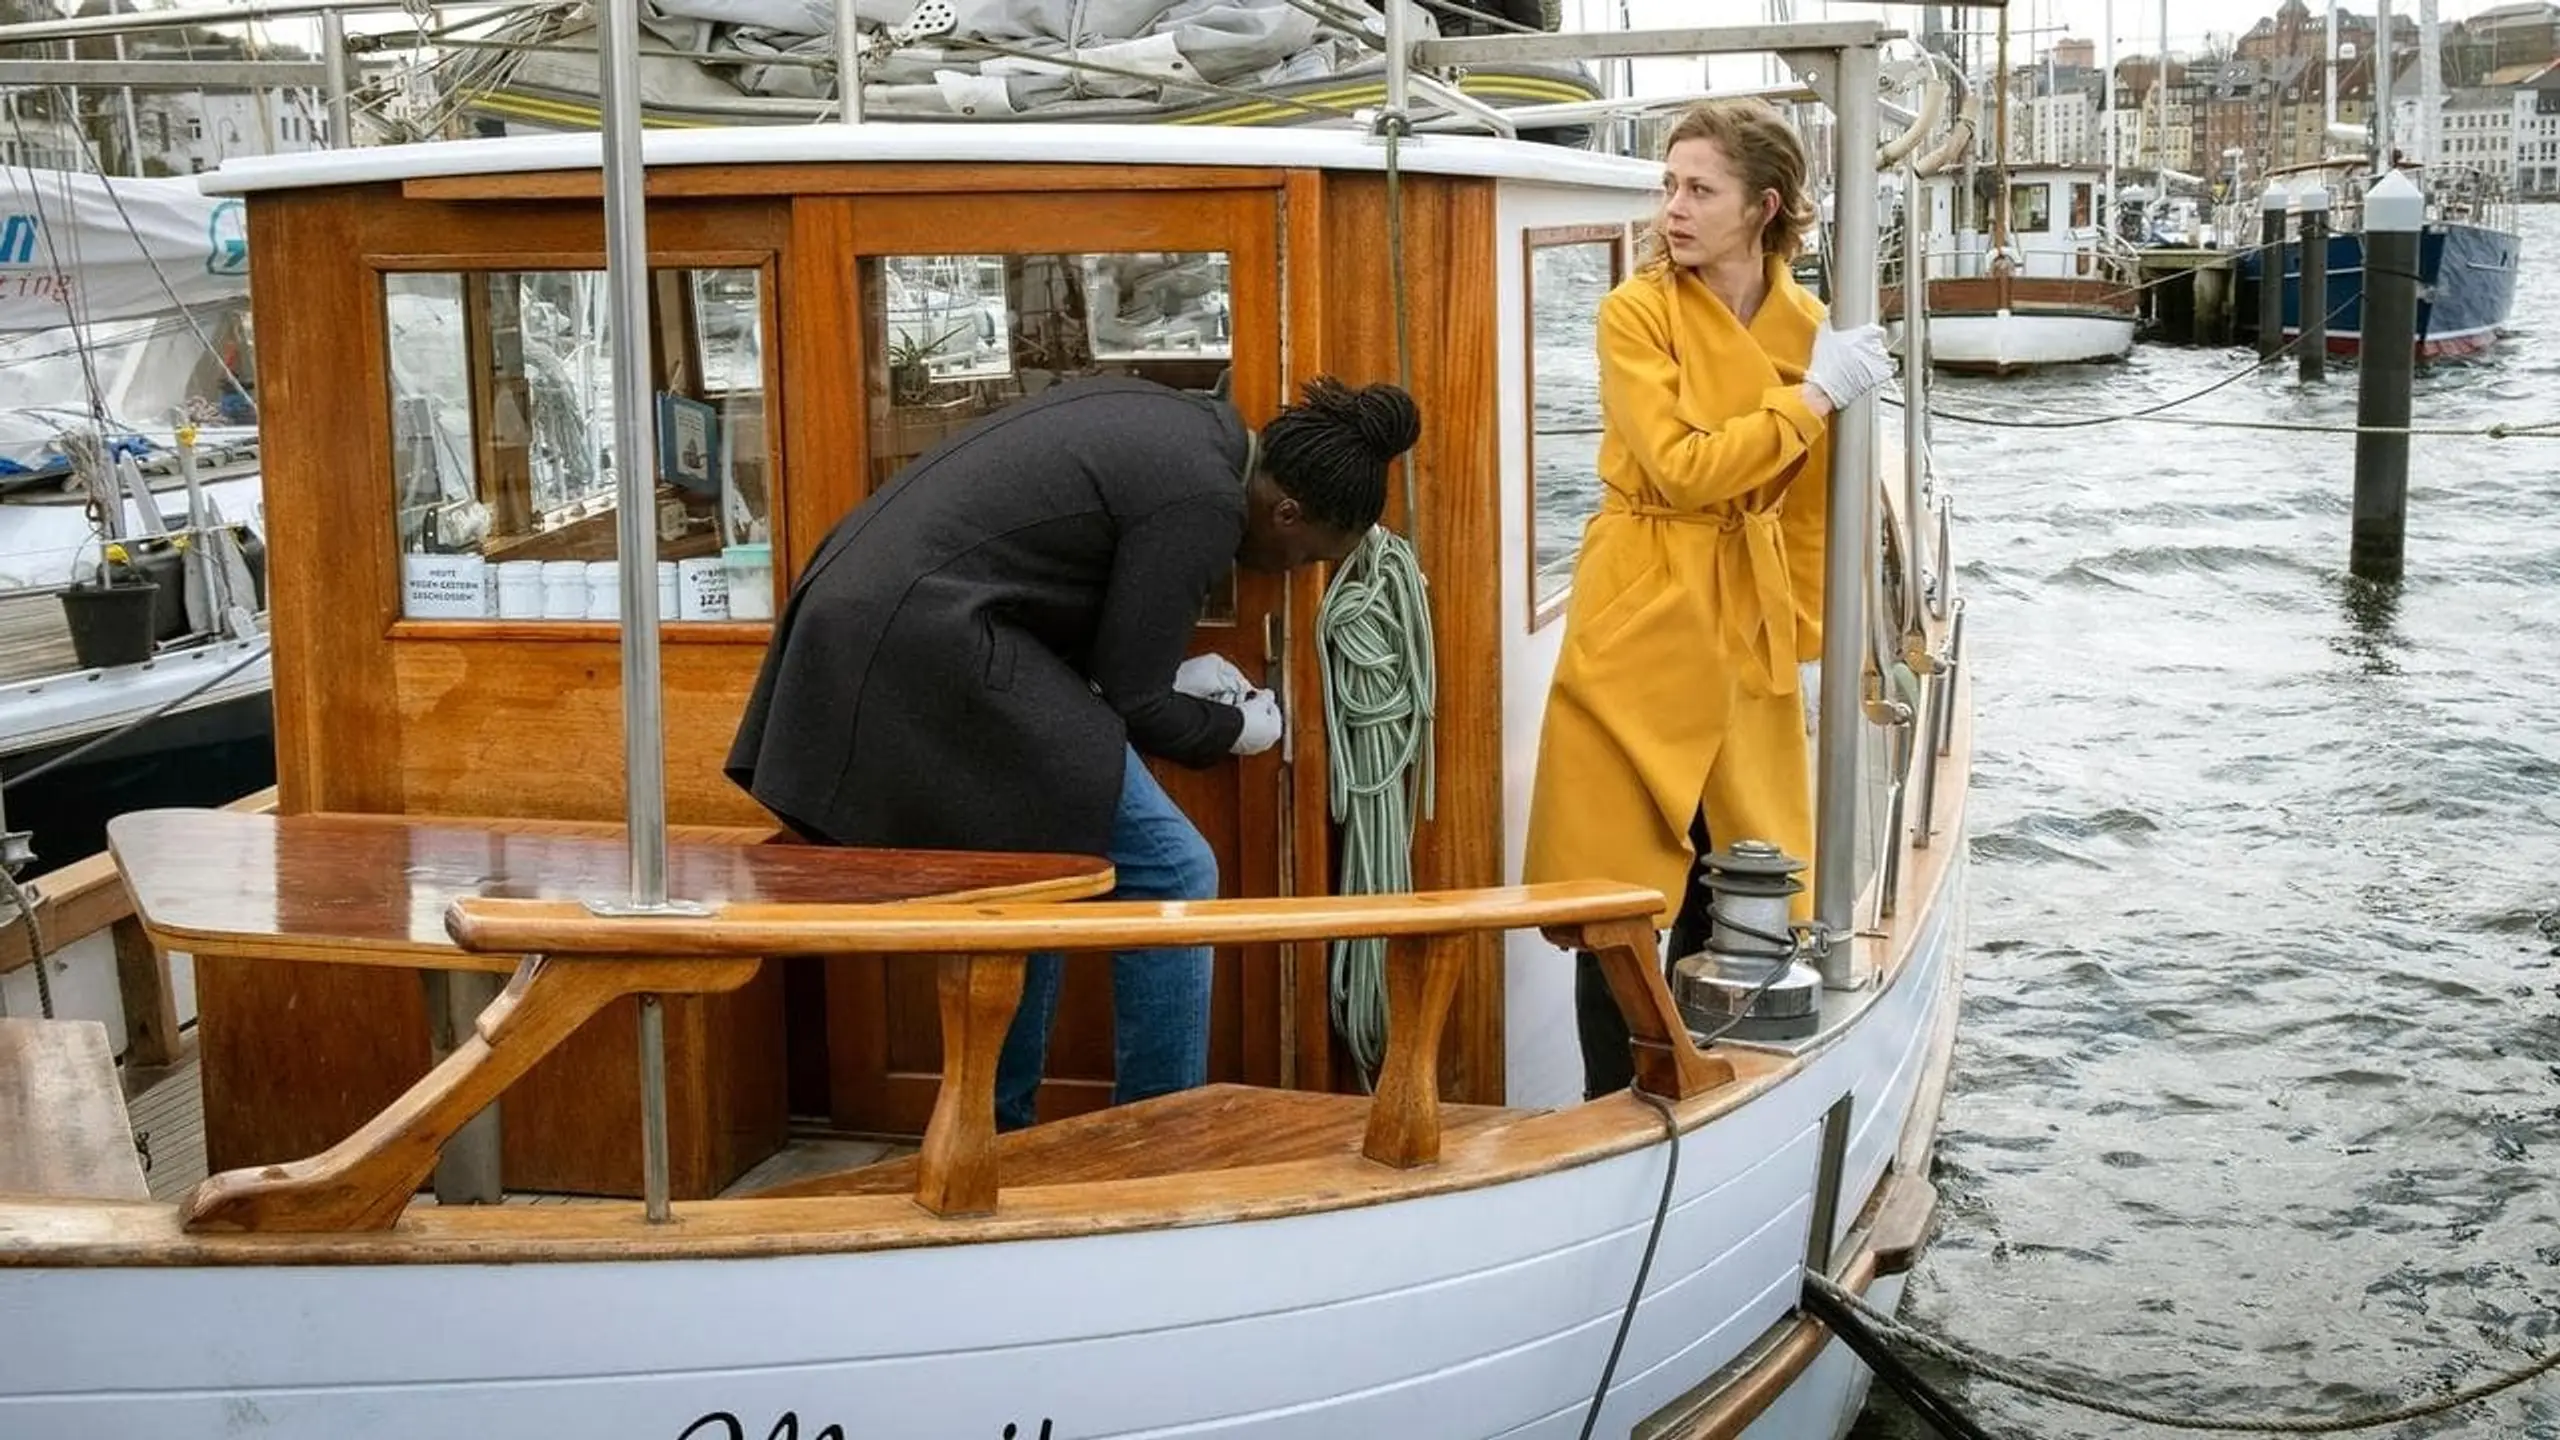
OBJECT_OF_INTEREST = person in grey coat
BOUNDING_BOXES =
[727,372,1422,1128]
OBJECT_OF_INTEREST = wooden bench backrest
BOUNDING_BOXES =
[183,882,1730,1232]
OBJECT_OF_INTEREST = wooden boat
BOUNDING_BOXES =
[0,19,1973,1438]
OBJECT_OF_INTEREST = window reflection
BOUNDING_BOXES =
[383,266,774,622]
[1526,230,1624,625]
[861,249,1237,622]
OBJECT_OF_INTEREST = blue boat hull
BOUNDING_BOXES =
[2241,221,2521,359]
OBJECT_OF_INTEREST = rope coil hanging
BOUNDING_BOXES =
[1317,523,1434,1083]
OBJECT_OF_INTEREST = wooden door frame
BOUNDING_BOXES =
[800,181,1302,1134]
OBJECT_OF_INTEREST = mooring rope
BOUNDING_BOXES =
[1808,1273,2560,1433]
[1316,524,1434,1084]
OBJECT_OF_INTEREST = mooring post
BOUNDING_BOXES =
[2256,181,2289,360]
[2298,185,2330,382]
[2351,172,2422,584]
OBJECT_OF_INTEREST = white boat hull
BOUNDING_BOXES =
[1916,310,2135,372]
[0,855,1960,1440]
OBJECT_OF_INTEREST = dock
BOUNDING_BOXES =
[2135,248,2240,347]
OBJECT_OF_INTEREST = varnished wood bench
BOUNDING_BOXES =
[105,808,1117,1234]
[0,1018,151,1202]
[448,882,1731,1220]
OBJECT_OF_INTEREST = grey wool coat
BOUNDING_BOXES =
[727,376,1250,854]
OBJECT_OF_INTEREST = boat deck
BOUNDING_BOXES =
[121,1039,913,1206]
[0,592,86,689]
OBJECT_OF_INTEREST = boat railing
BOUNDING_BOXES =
[162,878,1715,1233]
[0,786,276,1069]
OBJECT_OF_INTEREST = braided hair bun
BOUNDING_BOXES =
[1261,375,1422,533]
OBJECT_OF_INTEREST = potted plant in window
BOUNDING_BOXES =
[887,324,966,406]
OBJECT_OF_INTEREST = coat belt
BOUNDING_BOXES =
[1605,499,1801,695]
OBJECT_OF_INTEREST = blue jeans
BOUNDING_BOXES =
[993,747,1217,1131]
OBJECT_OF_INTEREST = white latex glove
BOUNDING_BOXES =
[1798,660,1821,736]
[1173,652,1252,704]
[1230,688,1283,756]
[1805,322,1894,410]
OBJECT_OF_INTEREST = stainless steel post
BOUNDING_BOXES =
[1383,0,1411,121]
[638,994,670,1222]
[598,0,668,912]
[1901,160,1928,582]
[836,0,864,123]
[1814,39,1879,988]
[321,8,350,146]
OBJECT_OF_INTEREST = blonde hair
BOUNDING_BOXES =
[1638,99,1817,271]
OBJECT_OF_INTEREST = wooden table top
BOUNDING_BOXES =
[108,809,1115,967]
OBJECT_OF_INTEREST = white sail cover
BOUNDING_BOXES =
[0,168,249,333]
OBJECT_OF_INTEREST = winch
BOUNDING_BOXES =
[1670,839,1823,1042]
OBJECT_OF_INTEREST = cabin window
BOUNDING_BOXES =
[855,248,1238,622]
[2007,182,2052,234]
[1523,225,1625,628]
[381,266,774,623]
[2070,183,2094,228]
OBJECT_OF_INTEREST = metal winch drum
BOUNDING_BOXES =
[1670,839,1823,1042]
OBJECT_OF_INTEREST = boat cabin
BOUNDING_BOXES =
[200,124,1685,1196]
[1909,163,2126,281]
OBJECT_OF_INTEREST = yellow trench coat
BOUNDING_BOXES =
[1523,255,1831,920]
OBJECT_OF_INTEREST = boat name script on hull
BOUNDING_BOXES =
[679,1413,1057,1440]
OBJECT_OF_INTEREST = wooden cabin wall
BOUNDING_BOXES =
[207,185,791,1189]
[1300,171,1506,1105]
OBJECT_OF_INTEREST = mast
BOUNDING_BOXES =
[2155,0,2168,190]
[2326,0,2339,130]
[2103,0,2117,230]
[2375,0,2394,174]
[1993,3,2010,251]
[2416,0,2440,168]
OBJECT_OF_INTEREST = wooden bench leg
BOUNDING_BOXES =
[914,953,1025,1218]
[1362,933,1469,1169]
[181,954,756,1233]
[109,916,180,1069]
[1544,918,1734,1101]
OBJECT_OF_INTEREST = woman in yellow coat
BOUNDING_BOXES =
[1523,99,1894,1098]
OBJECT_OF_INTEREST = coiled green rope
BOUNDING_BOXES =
[1316,523,1435,1086]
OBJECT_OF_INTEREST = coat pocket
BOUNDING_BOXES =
[981,618,1018,692]
[1568,563,1671,653]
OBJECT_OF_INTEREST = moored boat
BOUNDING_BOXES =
[0,18,1973,1438]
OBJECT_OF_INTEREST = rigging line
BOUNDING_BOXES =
[1919,408,2560,440]
[1809,1271,2560,1434]
[3,133,110,422]
[47,108,258,420]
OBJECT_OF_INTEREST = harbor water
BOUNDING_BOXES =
[1856,204,2560,1436]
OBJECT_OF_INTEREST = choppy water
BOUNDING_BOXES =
[1855,206,2560,1437]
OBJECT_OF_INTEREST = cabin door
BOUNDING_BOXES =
[810,186,1294,1133]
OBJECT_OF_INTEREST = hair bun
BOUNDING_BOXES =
[1348,382,1422,462]
[1298,376,1421,462]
